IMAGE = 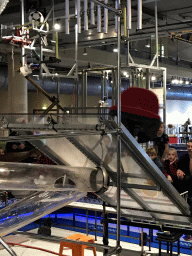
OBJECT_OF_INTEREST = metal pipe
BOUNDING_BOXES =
[137,0,142,30]
[77,0,81,33]
[127,0,132,30]
[57,78,60,123]
[115,0,118,32]
[97,4,101,33]
[116,1,122,254]
[163,68,166,124]
[90,1,95,25]
[20,0,25,67]
[65,0,70,34]
[92,0,121,15]
[82,71,87,109]
[0,237,17,256]
[84,0,88,30]
[75,23,79,110]
[104,0,108,34]
[155,0,159,67]
[124,7,127,37]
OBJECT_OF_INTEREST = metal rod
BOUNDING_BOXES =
[75,23,79,110]
[25,75,64,111]
[104,0,108,34]
[65,0,70,34]
[124,7,127,37]
[163,68,167,124]
[55,31,59,58]
[97,4,101,33]
[116,1,122,254]
[127,0,132,30]
[84,0,88,30]
[137,0,142,29]
[155,0,159,67]
[57,78,60,123]
[92,0,121,15]
[20,0,25,67]
[77,0,81,33]
[115,0,118,32]
[91,1,95,25]
[0,237,17,256]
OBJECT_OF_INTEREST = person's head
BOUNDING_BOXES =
[187,139,192,157]
[146,147,157,160]
[157,122,165,137]
[167,148,177,162]
[0,147,4,155]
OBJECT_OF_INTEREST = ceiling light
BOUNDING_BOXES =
[83,48,88,56]
[113,48,118,52]
[185,80,190,85]
[151,74,156,81]
[54,23,61,30]
[145,43,150,48]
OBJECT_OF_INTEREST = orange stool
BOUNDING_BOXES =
[59,233,97,256]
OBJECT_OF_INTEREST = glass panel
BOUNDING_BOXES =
[0,190,85,237]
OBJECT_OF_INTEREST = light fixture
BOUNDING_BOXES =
[151,74,156,81]
[54,23,61,30]
[42,106,47,110]
[145,43,150,48]
[185,79,190,85]
[113,48,118,52]
[83,48,88,56]
[178,77,183,84]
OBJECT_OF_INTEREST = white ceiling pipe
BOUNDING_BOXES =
[77,0,81,33]
[115,0,118,33]
[90,1,95,25]
[84,0,88,30]
[104,0,108,34]
[65,0,70,34]
[127,0,131,30]
[97,4,101,33]
[137,0,142,29]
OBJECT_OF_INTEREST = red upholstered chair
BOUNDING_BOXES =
[110,87,161,143]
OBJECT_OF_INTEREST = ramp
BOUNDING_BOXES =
[0,114,191,235]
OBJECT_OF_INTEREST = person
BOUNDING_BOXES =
[146,147,163,172]
[164,148,185,193]
[153,122,169,162]
[177,139,192,240]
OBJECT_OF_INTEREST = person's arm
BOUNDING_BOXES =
[161,143,169,162]
[176,154,187,179]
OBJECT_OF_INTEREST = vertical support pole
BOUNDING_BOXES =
[57,78,60,123]
[65,0,70,34]
[97,4,101,33]
[116,1,121,255]
[84,0,88,30]
[20,0,25,67]
[104,0,108,34]
[82,71,87,112]
[111,69,115,106]
[101,71,104,100]
[115,0,118,33]
[75,24,79,111]
[103,201,108,255]
[137,0,142,30]
[146,68,150,90]
[55,31,59,59]
[155,0,159,67]
[77,0,81,33]
[127,0,131,30]
[163,68,167,125]
[91,1,95,25]
[95,211,97,241]
[86,209,89,236]
[124,7,127,37]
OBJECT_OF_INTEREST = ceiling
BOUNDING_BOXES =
[0,0,192,78]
